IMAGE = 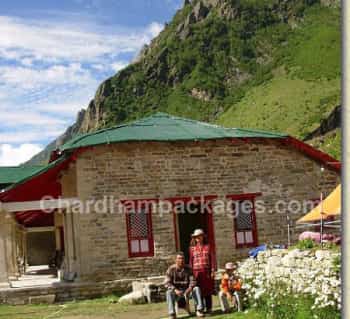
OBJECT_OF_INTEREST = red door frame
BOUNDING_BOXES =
[166,195,217,265]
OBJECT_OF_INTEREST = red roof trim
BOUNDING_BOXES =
[0,160,64,202]
[283,137,341,172]
[0,148,86,203]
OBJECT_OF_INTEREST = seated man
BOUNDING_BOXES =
[219,262,242,313]
[164,252,205,319]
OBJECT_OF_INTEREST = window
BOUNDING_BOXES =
[227,194,260,249]
[124,202,154,257]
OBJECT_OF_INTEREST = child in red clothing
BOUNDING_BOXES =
[219,262,242,313]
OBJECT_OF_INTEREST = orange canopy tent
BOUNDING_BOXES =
[297,185,341,223]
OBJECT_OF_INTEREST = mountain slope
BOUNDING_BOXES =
[217,2,341,158]
[27,0,341,164]
[304,105,341,159]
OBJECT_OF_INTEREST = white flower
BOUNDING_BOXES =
[237,248,341,314]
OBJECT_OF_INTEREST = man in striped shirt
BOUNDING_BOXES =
[165,252,205,318]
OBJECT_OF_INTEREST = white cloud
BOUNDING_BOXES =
[147,22,164,38]
[0,16,160,63]
[111,61,129,72]
[21,57,34,67]
[0,110,67,127]
[35,101,85,115]
[0,63,93,89]
[0,14,164,158]
[91,63,106,71]
[0,15,163,102]
[0,144,43,166]
[0,129,65,144]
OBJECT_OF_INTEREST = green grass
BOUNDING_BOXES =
[308,128,341,160]
[283,5,341,81]
[0,297,264,319]
[217,73,340,139]
[217,4,341,148]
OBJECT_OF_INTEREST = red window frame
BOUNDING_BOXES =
[122,199,155,258]
[226,193,261,249]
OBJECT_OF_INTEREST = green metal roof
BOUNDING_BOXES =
[0,155,70,195]
[0,165,45,185]
[60,112,287,152]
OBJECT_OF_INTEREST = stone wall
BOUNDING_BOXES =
[236,247,341,309]
[255,248,340,275]
[61,139,339,282]
[0,278,132,305]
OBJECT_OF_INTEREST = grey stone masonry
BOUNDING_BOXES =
[60,139,339,283]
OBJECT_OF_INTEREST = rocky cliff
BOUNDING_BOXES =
[27,0,341,164]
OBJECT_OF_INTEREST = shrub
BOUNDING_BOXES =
[296,238,316,250]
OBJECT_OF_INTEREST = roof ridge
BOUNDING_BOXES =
[67,113,167,145]
[229,127,287,137]
[61,122,132,148]
[0,165,45,168]
[148,114,287,137]
[60,112,199,149]
[146,112,231,130]
[59,112,287,152]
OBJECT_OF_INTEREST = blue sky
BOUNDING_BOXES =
[0,0,182,165]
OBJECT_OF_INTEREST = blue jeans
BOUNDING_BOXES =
[166,286,204,315]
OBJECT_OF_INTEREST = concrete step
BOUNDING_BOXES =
[10,265,59,288]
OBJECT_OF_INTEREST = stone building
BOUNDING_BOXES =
[0,165,56,283]
[0,113,340,294]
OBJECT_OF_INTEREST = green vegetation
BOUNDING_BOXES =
[99,1,340,156]
[0,297,264,319]
[332,253,341,274]
[295,238,317,250]
[256,293,340,319]
[217,4,341,153]
[0,293,339,319]
[217,74,340,138]
[290,239,340,252]
[29,0,341,163]
[308,128,341,159]
[283,5,341,81]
